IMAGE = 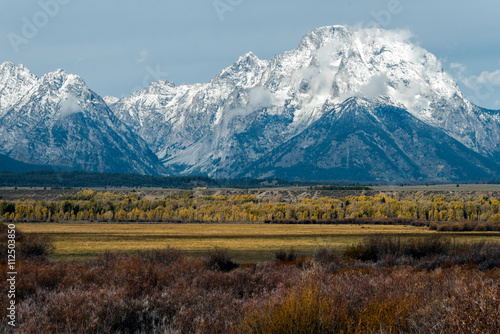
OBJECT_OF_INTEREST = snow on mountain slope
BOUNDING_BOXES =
[0,62,37,117]
[109,25,500,178]
[0,63,167,175]
[243,97,500,182]
[103,96,119,105]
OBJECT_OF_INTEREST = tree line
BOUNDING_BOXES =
[2,190,500,225]
[0,170,304,189]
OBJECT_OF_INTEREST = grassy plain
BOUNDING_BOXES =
[16,223,500,262]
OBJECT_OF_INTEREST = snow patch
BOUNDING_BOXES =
[103,96,119,105]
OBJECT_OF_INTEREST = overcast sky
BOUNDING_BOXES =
[1,0,500,109]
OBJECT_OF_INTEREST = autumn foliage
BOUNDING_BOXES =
[2,190,500,229]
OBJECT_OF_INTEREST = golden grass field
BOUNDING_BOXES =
[16,223,500,262]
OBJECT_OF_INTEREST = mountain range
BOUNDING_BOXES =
[1,26,499,182]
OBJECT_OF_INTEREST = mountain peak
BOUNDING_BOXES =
[41,69,86,91]
[0,61,37,114]
[236,51,259,63]
[298,25,351,51]
[0,64,168,175]
[0,61,15,71]
[103,96,119,105]
[230,51,265,70]
[0,61,34,78]
[211,51,267,89]
[42,68,68,80]
[148,80,175,89]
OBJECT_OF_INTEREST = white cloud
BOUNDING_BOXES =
[476,70,500,85]
[224,86,275,122]
[358,73,388,98]
[462,70,500,90]
[450,62,500,93]
[137,50,148,63]
[357,27,414,46]
[450,62,466,74]
[59,95,83,117]
[247,86,273,109]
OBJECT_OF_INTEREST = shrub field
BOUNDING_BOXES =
[1,224,500,333]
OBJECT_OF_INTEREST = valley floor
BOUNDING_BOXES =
[16,222,500,263]
[2,187,500,333]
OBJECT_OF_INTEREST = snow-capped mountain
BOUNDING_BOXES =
[0,63,167,175]
[2,26,500,181]
[0,62,37,117]
[244,97,499,182]
[107,25,500,180]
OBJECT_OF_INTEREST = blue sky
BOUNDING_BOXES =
[1,0,500,109]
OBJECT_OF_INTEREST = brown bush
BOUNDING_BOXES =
[206,248,239,272]
[241,283,344,334]
[0,223,53,261]
[1,243,500,333]
[433,220,500,232]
